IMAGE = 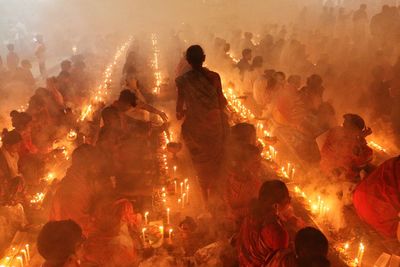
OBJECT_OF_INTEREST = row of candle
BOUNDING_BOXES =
[151,34,163,95]
[339,242,366,267]
[79,37,132,122]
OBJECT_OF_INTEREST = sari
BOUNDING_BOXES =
[176,68,229,194]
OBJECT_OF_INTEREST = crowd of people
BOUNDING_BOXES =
[0,2,399,267]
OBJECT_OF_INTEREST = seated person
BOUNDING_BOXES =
[237,180,291,267]
[37,220,84,267]
[0,129,24,204]
[10,110,38,155]
[225,144,262,225]
[353,156,400,241]
[266,227,330,267]
[49,145,103,235]
[83,176,141,267]
[320,114,373,181]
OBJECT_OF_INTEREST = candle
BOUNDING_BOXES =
[180,182,183,195]
[174,180,177,193]
[184,178,188,188]
[178,198,182,209]
[25,244,30,261]
[21,249,28,264]
[144,211,149,225]
[17,256,23,267]
[186,185,190,204]
[169,228,173,240]
[355,243,365,266]
[173,166,177,177]
[166,208,170,224]
[142,228,147,242]
[159,226,164,239]
[291,168,296,180]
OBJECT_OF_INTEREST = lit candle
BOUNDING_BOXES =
[291,168,296,180]
[17,256,23,267]
[144,211,149,225]
[186,185,190,204]
[142,228,147,242]
[166,208,170,224]
[184,178,188,188]
[355,243,365,266]
[180,182,183,195]
[25,244,30,261]
[173,166,177,177]
[169,228,173,241]
[178,198,182,208]
[21,249,28,264]
[174,180,177,193]
[159,226,164,240]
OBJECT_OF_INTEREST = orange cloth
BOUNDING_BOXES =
[83,198,139,267]
[353,156,400,238]
[238,215,289,267]
[320,127,372,180]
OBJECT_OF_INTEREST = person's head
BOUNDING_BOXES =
[1,129,22,153]
[21,60,32,69]
[7,44,15,52]
[242,48,252,61]
[244,32,253,40]
[307,74,323,89]
[186,45,206,69]
[60,60,72,72]
[58,71,71,86]
[288,75,302,90]
[125,72,138,89]
[37,220,84,266]
[295,227,330,267]
[118,89,137,112]
[382,5,390,13]
[360,4,367,10]
[230,123,257,146]
[252,180,291,220]
[274,71,286,85]
[343,114,366,133]
[101,106,120,129]
[10,110,32,132]
[252,56,263,69]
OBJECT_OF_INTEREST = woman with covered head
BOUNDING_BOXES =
[49,144,104,235]
[175,45,229,205]
[320,113,373,181]
[237,180,291,267]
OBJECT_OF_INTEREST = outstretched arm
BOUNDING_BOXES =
[137,102,168,122]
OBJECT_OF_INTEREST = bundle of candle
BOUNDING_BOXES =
[0,232,31,267]
[336,241,366,267]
